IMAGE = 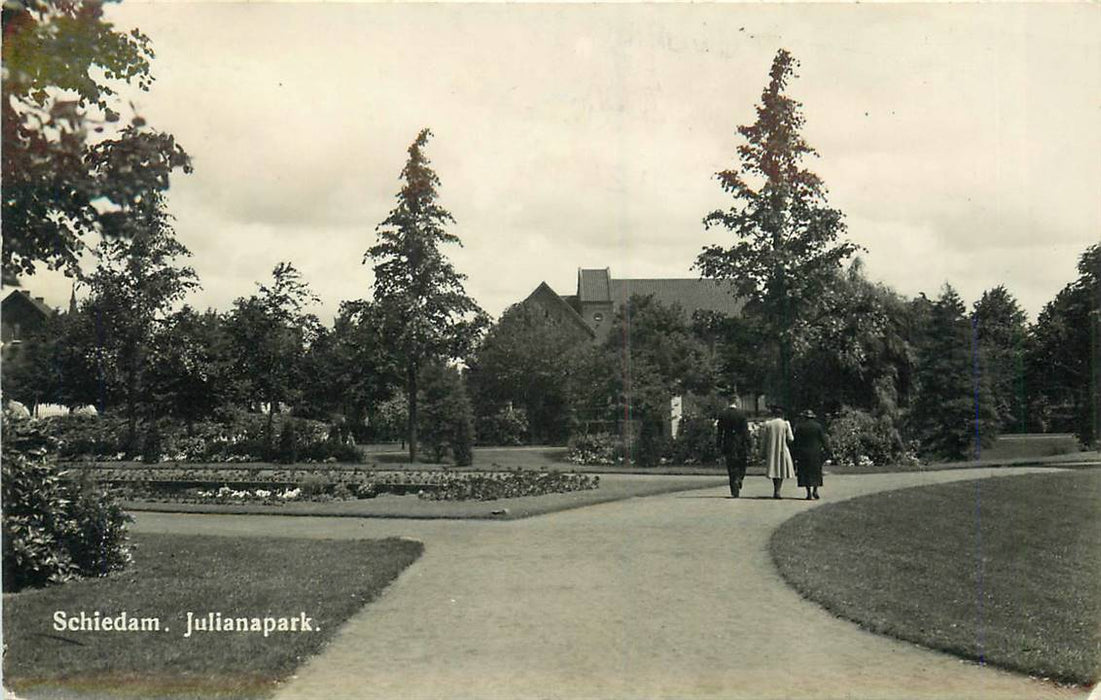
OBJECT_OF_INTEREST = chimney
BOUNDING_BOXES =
[34,296,45,303]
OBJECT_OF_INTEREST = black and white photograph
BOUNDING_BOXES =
[1,1,1099,698]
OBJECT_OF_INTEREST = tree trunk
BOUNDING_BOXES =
[407,363,418,463]
[126,363,139,455]
[778,335,792,413]
[265,394,276,460]
[1092,309,1101,447]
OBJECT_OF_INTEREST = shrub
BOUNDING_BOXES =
[452,409,475,467]
[827,407,916,467]
[42,414,130,460]
[1,412,132,592]
[667,417,719,465]
[277,418,300,464]
[417,363,476,465]
[475,406,529,446]
[633,419,670,467]
[59,476,133,577]
[40,410,359,464]
[298,474,334,499]
[141,421,164,463]
[565,432,623,466]
[300,437,360,464]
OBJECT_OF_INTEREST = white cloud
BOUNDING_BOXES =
[14,2,1099,325]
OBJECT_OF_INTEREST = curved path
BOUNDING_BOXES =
[132,467,1092,699]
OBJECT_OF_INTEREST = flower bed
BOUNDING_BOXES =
[419,470,599,501]
[565,432,624,466]
[63,466,599,503]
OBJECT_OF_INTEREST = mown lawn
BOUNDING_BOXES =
[3,534,423,699]
[770,470,1101,686]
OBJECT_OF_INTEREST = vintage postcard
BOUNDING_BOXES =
[2,2,1098,698]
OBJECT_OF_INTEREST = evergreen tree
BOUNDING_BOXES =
[696,49,860,410]
[973,286,1028,433]
[1026,244,1099,444]
[909,285,998,459]
[366,128,487,461]
[417,362,475,466]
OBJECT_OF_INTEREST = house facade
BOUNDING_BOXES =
[2,290,54,346]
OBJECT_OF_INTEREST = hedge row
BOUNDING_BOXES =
[40,412,359,464]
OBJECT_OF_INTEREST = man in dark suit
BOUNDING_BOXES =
[716,397,751,498]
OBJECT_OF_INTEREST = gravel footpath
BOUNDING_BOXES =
[130,468,1093,699]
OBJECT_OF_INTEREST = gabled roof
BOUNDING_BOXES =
[609,278,743,318]
[2,290,55,317]
[523,282,596,339]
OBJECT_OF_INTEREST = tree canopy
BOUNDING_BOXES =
[84,197,198,448]
[225,263,320,454]
[467,302,592,444]
[2,0,190,284]
[300,299,399,432]
[605,294,714,465]
[791,260,914,418]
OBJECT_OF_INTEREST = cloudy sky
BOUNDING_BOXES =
[18,2,1101,323]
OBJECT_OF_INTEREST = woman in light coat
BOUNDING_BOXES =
[760,405,795,499]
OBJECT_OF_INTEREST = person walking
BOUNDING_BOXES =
[716,396,751,498]
[792,409,827,500]
[761,405,795,499]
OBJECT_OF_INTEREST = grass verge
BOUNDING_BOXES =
[3,533,423,699]
[770,470,1101,686]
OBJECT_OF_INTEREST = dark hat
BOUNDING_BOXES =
[800,409,816,419]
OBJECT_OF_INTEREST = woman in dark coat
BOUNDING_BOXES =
[792,410,827,500]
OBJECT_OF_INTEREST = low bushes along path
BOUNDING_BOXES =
[131,467,1092,699]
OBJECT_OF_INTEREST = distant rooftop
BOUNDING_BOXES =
[609,278,743,317]
[2,289,54,316]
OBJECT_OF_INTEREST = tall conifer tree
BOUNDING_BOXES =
[696,49,859,409]
[910,285,999,459]
[366,129,486,461]
[973,286,1028,433]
